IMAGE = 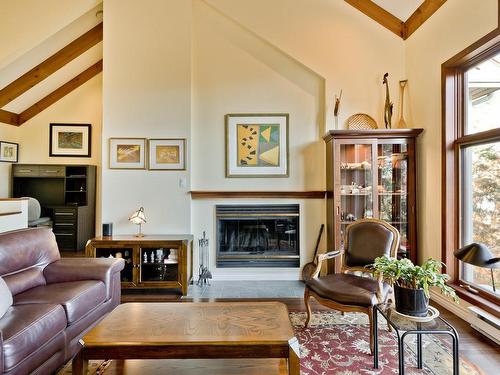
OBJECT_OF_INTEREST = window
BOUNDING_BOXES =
[442,31,500,315]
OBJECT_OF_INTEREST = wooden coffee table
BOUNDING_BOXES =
[73,302,300,375]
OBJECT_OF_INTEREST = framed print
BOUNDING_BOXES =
[49,123,91,157]
[0,141,18,163]
[225,113,289,177]
[148,138,186,170]
[109,138,146,169]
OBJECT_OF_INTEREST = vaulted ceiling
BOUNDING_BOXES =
[345,0,447,39]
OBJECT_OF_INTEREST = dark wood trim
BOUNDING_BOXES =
[404,0,448,40]
[0,198,28,201]
[189,191,326,199]
[323,128,423,142]
[0,109,19,126]
[0,211,22,217]
[0,23,102,109]
[449,282,500,318]
[18,61,102,125]
[441,7,500,298]
[344,0,404,38]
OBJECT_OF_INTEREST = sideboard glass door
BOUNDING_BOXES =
[377,142,410,259]
[336,141,377,254]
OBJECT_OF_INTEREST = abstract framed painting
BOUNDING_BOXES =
[0,141,18,163]
[109,138,146,169]
[49,123,91,157]
[225,113,289,177]
[148,138,186,170]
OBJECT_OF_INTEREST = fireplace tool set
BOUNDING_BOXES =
[197,231,212,285]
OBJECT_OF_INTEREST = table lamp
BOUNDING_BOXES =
[129,207,146,237]
[454,243,500,292]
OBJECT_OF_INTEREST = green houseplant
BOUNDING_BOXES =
[370,257,458,317]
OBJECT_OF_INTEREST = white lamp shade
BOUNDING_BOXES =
[129,207,146,224]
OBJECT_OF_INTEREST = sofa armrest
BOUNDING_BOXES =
[43,258,124,300]
[0,330,3,374]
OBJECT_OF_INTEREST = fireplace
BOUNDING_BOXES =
[216,205,300,268]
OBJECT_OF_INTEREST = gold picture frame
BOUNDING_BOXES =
[225,113,289,178]
[148,138,186,170]
[109,138,146,169]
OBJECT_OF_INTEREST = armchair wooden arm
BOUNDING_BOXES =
[311,250,343,279]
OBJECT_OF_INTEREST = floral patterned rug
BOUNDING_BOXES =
[290,311,484,375]
[61,311,484,375]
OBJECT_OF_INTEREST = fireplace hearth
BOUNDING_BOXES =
[216,205,299,268]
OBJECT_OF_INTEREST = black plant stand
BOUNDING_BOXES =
[373,303,459,375]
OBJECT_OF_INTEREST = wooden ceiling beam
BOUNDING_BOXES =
[0,109,19,126]
[0,23,102,108]
[17,60,102,125]
[344,0,404,38]
[344,0,448,40]
[404,0,448,40]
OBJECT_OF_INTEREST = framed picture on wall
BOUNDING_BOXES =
[225,113,289,177]
[109,138,146,169]
[148,138,186,170]
[0,141,19,163]
[49,123,91,157]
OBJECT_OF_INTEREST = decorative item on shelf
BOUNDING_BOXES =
[149,252,154,263]
[0,141,19,163]
[109,138,146,169]
[115,252,122,259]
[143,251,148,263]
[454,242,500,292]
[148,138,186,170]
[197,231,212,285]
[383,73,393,129]
[129,207,146,237]
[370,257,458,317]
[333,90,342,129]
[350,182,359,194]
[397,80,408,129]
[364,209,373,218]
[49,124,91,157]
[102,223,113,237]
[345,213,357,222]
[346,113,377,130]
[225,113,289,177]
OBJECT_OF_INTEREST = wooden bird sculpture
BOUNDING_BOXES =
[383,73,393,129]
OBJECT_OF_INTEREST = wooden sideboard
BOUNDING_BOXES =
[85,235,193,295]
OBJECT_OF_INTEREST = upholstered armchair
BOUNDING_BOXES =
[304,218,400,354]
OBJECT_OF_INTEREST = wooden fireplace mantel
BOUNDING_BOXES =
[189,191,326,199]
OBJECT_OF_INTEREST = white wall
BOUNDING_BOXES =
[405,0,498,263]
[102,0,192,234]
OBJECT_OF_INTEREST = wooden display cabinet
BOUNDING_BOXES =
[324,129,423,273]
[85,235,193,295]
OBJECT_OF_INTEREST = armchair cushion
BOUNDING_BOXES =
[0,303,66,372]
[306,273,391,307]
[43,258,124,300]
[14,280,106,324]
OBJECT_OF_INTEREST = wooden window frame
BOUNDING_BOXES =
[442,23,500,317]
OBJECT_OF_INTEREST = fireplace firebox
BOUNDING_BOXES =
[216,205,299,268]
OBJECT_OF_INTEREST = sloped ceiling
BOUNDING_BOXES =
[372,0,424,21]
[0,3,103,124]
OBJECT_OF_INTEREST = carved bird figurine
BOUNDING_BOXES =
[383,73,393,129]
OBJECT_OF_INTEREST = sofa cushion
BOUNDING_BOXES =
[14,280,106,324]
[0,277,12,319]
[0,303,66,372]
[0,227,60,295]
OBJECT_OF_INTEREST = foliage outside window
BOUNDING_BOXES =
[459,53,500,297]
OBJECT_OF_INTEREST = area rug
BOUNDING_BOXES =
[60,311,484,375]
[290,311,484,375]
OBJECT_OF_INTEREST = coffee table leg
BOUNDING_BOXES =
[288,337,301,375]
[72,342,88,375]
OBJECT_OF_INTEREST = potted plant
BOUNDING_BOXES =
[370,257,458,317]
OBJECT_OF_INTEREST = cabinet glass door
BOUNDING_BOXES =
[140,247,178,283]
[337,142,376,248]
[377,143,409,259]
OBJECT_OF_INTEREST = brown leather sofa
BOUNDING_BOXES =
[0,227,124,375]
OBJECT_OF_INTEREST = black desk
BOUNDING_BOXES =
[373,303,459,375]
